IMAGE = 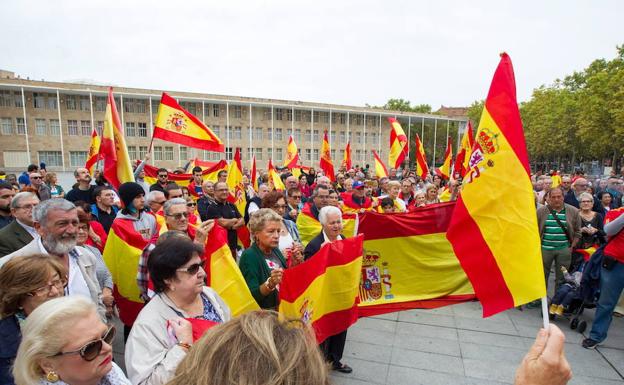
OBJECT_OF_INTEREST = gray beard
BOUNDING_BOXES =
[43,233,77,255]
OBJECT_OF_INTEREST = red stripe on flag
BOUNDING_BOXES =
[153,128,225,152]
[113,286,144,326]
[159,93,221,143]
[357,294,476,317]
[111,217,150,251]
[312,303,359,344]
[446,198,515,316]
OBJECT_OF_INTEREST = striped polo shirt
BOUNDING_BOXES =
[542,208,569,250]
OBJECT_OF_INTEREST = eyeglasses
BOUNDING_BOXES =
[177,262,204,275]
[166,212,188,220]
[186,202,197,207]
[158,175,168,178]
[51,325,115,361]
[153,200,166,205]
[580,200,593,203]
[30,176,42,180]
[17,203,37,210]
[291,195,302,200]
[29,278,67,296]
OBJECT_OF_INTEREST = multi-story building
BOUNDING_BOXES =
[0,70,467,174]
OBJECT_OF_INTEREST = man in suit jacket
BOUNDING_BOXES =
[0,192,39,257]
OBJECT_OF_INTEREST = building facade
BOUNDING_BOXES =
[0,71,467,174]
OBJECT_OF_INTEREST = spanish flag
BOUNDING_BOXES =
[319,131,335,182]
[453,121,475,178]
[204,224,259,316]
[551,171,562,188]
[100,88,135,189]
[279,235,363,343]
[414,134,430,179]
[372,150,388,178]
[250,155,258,192]
[103,217,155,325]
[85,126,100,175]
[188,157,220,170]
[436,136,453,180]
[446,53,546,317]
[388,117,408,169]
[284,135,299,169]
[226,148,246,216]
[342,141,352,170]
[142,160,227,187]
[268,159,285,191]
[295,203,358,247]
[154,92,224,152]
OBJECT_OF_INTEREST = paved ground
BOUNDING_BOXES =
[113,300,624,385]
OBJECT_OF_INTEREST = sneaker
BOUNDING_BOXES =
[549,304,558,315]
[555,305,565,316]
[582,338,602,349]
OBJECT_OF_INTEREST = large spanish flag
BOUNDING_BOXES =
[414,134,430,179]
[154,92,224,152]
[372,150,388,178]
[436,136,453,180]
[100,88,135,189]
[453,121,475,178]
[268,159,285,191]
[388,117,408,169]
[204,224,259,316]
[142,160,227,187]
[295,203,358,247]
[446,53,546,317]
[103,218,153,325]
[280,235,363,343]
[226,148,246,215]
[85,126,100,175]
[284,135,299,169]
[342,141,352,170]
[319,131,335,182]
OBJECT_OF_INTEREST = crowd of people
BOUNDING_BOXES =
[3,159,622,385]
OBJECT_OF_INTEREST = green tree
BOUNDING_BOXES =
[372,98,432,113]
[466,100,484,126]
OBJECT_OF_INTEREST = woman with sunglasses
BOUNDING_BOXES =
[0,254,67,385]
[12,296,129,385]
[185,197,199,226]
[125,237,230,385]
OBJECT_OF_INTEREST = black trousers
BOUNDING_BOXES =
[321,330,347,365]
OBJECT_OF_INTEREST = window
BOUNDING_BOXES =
[333,113,346,124]
[267,148,272,160]
[33,93,45,109]
[35,119,47,135]
[47,95,57,110]
[313,149,319,161]
[16,118,25,134]
[275,108,283,121]
[0,91,12,107]
[264,108,272,121]
[225,147,233,161]
[314,130,319,141]
[186,102,196,115]
[350,114,363,126]
[124,98,135,113]
[80,96,90,111]
[65,95,77,110]
[151,99,160,115]
[355,132,362,144]
[233,126,242,140]
[139,146,148,159]
[96,121,104,137]
[202,150,221,161]
[340,150,345,161]
[127,146,137,161]
[255,148,263,160]
[211,125,220,137]
[267,129,272,141]
[275,128,283,141]
[1,118,12,134]
[95,97,106,112]
[14,92,23,108]
[3,151,29,168]
[340,131,346,143]
[305,149,311,161]
[164,146,174,161]
[204,103,211,118]
[135,99,146,114]
[294,129,302,142]
[232,105,242,119]
[38,151,63,167]
[138,122,147,137]
[286,109,292,121]
[305,130,311,142]
[331,149,336,160]
[314,111,329,123]
[179,146,188,161]
[67,120,78,135]
[154,146,163,161]
[275,148,283,161]
[81,121,91,136]
[213,104,220,117]
[295,110,302,122]
[125,122,136,137]
[255,127,263,141]
[329,131,335,143]
[302,111,311,122]
[70,151,86,167]
[370,132,377,146]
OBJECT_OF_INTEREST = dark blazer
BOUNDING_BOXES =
[304,232,346,261]
[0,221,34,258]
[0,315,20,385]
[564,190,580,209]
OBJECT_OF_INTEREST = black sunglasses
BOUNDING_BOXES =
[52,325,115,361]
[177,262,204,275]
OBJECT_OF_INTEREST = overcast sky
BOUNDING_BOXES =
[1,0,621,110]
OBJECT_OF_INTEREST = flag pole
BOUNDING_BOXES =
[541,296,550,329]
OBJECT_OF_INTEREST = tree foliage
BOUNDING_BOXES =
[466,100,484,127]
[373,98,432,113]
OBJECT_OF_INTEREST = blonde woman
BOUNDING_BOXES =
[424,184,440,205]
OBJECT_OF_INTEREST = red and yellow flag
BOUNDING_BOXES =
[284,135,299,169]
[100,88,135,189]
[319,131,335,182]
[342,141,352,170]
[446,53,546,317]
[453,121,475,178]
[154,92,224,152]
[204,224,259,316]
[436,136,453,180]
[295,203,358,247]
[279,235,364,343]
[142,160,227,187]
[250,155,258,192]
[414,134,430,180]
[372,150,388,178]
[551,171,562,188]
[388,117,408,169]
[268,159,285,191]
[226,148,246,216]
[188,157,220,170]
[85,126,101,175]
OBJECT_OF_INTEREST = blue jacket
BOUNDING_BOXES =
[0,315,20,385]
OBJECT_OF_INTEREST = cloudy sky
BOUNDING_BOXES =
[1,1,621,109]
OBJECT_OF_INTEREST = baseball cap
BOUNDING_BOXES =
[352,181,365,189]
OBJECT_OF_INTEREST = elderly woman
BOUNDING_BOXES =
[594,191,613,217]
[12,296,128,385]
[185,197,199,226]
[379,180,407,212]
[414,190,427,208]
[578,192,606,249]
[0,255,66,385]
[239,209,293,310]
[302,206,352,374]
[261,192,304,266]
[125,237,231,385]
[424,183,440,205]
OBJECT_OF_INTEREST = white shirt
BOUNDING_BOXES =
[322,231,343,243]
[67,253,92,299]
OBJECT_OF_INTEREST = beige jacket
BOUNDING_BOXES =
[536,204,582,247]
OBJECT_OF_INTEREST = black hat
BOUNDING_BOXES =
[118,182,144,208]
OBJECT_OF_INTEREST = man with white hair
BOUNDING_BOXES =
[0,192,39,257]
[0,198,105,318]
[163,198,214,246]
[302,205,352,374]
[316,176,332,189]
[564,177,588,208]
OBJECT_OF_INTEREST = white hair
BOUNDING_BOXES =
[32,198,75,228]
[318,206,342,226]
[163,197,187,216]
[146,190,165,204]
[10,192,38,209]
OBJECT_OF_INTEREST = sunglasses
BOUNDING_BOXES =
[52,325,115,361]
[166,212,188,220]
[30,176,42,180]
[177,262,204,275]
[186,202,197,207]
[158,175,168,178]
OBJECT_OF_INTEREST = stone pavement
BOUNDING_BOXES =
[329,301,624,385]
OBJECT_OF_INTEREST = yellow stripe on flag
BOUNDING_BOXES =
[103,231,142,302]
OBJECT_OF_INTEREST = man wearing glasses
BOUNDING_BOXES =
[0,192,39,257]
[162,198,214,246]
[203,182,244,258]
[149,168,170,194]
[564,177,589,209]
[28,172,51,201]
[285,187,303,222]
